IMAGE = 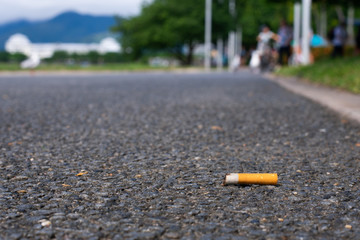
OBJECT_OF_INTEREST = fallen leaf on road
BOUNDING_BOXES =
[76,170,88,176]
[17,190,27,194]
[355,143,360,147]
[135,174,142,178]
[211,126,223,131]
[62,184,71,187]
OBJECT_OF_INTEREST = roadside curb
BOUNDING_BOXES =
[265,73,360,125]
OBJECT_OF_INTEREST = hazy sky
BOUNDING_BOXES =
[0,0,148,24]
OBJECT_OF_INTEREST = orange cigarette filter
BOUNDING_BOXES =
[224,173,278,185]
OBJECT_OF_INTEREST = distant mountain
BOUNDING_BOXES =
[0,11,121,50]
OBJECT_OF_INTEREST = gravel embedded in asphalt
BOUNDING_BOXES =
[0,71,359,239]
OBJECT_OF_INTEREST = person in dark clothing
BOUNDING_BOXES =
[277,20,293,65]
[331,22,347,58]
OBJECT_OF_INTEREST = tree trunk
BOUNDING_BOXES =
[184,44,194,66]
[172,44,194,66]
[172,47,185,65]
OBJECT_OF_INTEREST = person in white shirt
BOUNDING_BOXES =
[255,25,279,71]
[257,25,279,54]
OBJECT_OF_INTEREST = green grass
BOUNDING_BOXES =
[0,63,22,71]
[36,63,172,71]
[276,57,360,94]
[0,63,173,72]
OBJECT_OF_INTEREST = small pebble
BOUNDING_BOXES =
[38,219,51,227]
[345,225,352,230]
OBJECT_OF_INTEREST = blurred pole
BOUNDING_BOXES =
[294,3,301,47]
[228,0,236,71]
[228,32,235,71]
[216,38,223,71]
[234,31,238,57]
[205,0,212,71]
[293,2,301,65]
[237,27,242,66]
[301,0,311,65]
[229,0,236,17]
[347,4,355,46]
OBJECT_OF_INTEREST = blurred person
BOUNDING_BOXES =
[256,25,279,71]
[277,20,293,65]
[257,25,278,54]
[331,21,347,58]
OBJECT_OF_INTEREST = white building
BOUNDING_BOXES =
[5,33,121,59]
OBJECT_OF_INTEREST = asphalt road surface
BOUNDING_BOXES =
[0,71,359,239]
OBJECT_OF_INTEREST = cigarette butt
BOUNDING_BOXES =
[223,173,278,185]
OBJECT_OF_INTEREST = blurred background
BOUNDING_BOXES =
[0,0,359,73]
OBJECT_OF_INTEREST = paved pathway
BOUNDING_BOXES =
[0,72,359,239]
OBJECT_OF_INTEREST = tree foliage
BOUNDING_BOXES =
[51,51,69,63]
[113,0,357,65]
[112,0,294,64]
[113,0,209,65]
[236,0,293,48]
[8,53,27,63]
[0,51,10,62]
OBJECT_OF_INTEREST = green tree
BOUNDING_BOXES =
[9,53,27,63]
[213,0,234,40]
[0,51,10,62]
[112,0,295,64]
[103,52,124,63]
[112,0,210,65]
[69,53,89,63]
[236,0,292,48]
[51,51,69,63]
[87,51,101,64]
[69,53,80,63]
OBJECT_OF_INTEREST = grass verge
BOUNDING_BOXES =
[0,63,173,72]
[276,57,360,94]
[0,63,21,71]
